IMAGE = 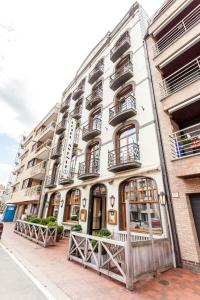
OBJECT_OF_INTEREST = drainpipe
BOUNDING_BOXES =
[143,37,182,267]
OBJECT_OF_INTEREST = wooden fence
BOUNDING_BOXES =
[14,220,57,247]
[68,231,173,289]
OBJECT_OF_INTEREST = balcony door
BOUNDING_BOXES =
[86,142,100,174]
[116,125,136,164]
[90,109,101,130]
[116,85,133,113]
[115,55,130,75]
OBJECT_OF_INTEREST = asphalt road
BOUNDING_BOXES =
[0,245,48,300]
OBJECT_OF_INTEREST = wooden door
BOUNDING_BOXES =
[92,197,102,231]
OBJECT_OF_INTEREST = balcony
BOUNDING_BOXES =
[72,106,82,120]
[35,139,52,160]
[25,185,42,201]
[78,158,100,180]
[159,56,200,100]
[153,0,175,22]
[82,119,101,142]
[56,119,66,135]
[60,99,70,113]
[153,4,200,57]
[29,161,46,180]
[170,123,200,178]
[88,62,104,85]
[45,175,57,188]
[50,145,62,159]
[86,89,103,111]
[109,95,136,126]
[110,62,133,91]
[72,86,84,101]
[59,169,74,185]
[110,33,131,63]
[35,123,56,142]
[108,143,141,172]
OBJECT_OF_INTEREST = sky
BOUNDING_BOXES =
[0,0,162,186]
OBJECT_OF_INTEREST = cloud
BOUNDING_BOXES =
[0,163,12,186]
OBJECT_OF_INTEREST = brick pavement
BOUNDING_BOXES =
[1,223,200,300]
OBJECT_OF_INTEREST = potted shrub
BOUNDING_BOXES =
[71,224,82,232]
[91,229,111,265]
[56,225,64,242]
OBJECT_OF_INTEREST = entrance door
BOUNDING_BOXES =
[190,194,200,244]
[92,197,102,231]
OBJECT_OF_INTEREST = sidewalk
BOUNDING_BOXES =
[2,223,200,300]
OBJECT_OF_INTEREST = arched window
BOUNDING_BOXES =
[64,189,81,222]
[115,54,130,74]
[48,192,61,218]
[120,177,161,233]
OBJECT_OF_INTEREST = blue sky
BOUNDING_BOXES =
[0,0,162,186]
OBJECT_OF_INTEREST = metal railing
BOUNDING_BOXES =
[108,143,140,168]
[110,32,130,57]
[78,158,100,177]
[110,62,133,85]
[170,122,200,159]
[30,161,46,176]
[159,56,200,99]
[59,168,75,181]
[82,118,101,137]
[36,122,56,138]
[51,144,62,157]
[35,139,52,153]
[56,119,66,131]
[88,62,104,82]
[109,94,136,121]
[25,185,41,197]
[86,89,103,108]
[45,174,57,187]
[153,5,200,56]
[72,105,82,118]
[60,98,70,111]
[14,220,57,247]
[152,0,175,21]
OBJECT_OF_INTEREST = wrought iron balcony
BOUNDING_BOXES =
[82,119,101,142]
[153,5,200,56]
[110,62,133,91]
[159,56,200,99]
[60,99,70,113]
[72,106,82,120]
[170,122,200,159]
[110,33,131,63]
[86,89,103,111]
[59,169,75,185]
[88,62,104,85]
[108,143,141,172]
[56,119,66,134]
[50,145,62,159]
[72,86,84,100]
[109,95,136,126]
[45,175,57,188]
[78,158,100,180]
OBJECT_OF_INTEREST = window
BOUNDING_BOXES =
[115,55,130,74]
[48,192,61,218]
[64,189,80,222]
[27,158,37,169]
[89,108,101,130]
[116,85,134,112]
[22,178,32,190]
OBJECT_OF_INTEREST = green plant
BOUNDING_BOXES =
[98,228,111,237]
[70,215,79,221]
[57,225,64,234]
[30,217,41,224]
[47,221,57,227]
[46,216,57,223]
[40,218,49,225]
[71,224,82,232]
[92,229,111,253]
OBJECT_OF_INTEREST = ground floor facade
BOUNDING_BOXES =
[14,202,39,220]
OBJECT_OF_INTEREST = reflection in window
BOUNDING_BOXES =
[65,189,80,222]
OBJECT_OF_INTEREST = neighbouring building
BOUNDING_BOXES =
[146,0,200,271]
[0,184,6,212]
[8,104,59,219]
[38,2,171,250]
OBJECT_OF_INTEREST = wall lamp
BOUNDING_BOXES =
[159,192,166,206]
[110,195,115,208]
[82,197,87,208]
[60,198,64,208]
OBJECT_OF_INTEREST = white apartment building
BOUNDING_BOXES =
[38,2,169,240]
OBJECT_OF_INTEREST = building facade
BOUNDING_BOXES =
[38,3,170,243]
[146,0,200,271]
[8,104,59,219]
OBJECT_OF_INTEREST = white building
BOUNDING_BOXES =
[39,2,168,238]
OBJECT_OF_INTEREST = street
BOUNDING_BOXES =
[0,245,48,300]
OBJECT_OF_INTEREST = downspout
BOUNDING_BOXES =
[143,37,182,267]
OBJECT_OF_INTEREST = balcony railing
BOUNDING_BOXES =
[108,143,141,172]
[35,139,52,153]
[56,119,66,134]
[109,94,136,126]
[60,99,70,112]
[88,63,104,85]
[82,118,101,141]
[152,0,175,21]
[159,56,200,99]
[50,145,62,159]
[78,158,100,180]
[25,185,41,197]
[86,89,103,110]
[45,175,57,188]
[153,5,200,56]
[59,169,75,184]
[110,33,131,62]
[30,161,46,178]
[110,62,133,91]
[72,86,84,100]
[36,123,56,140]
[170,123,200,159]
[72,106,82,120]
